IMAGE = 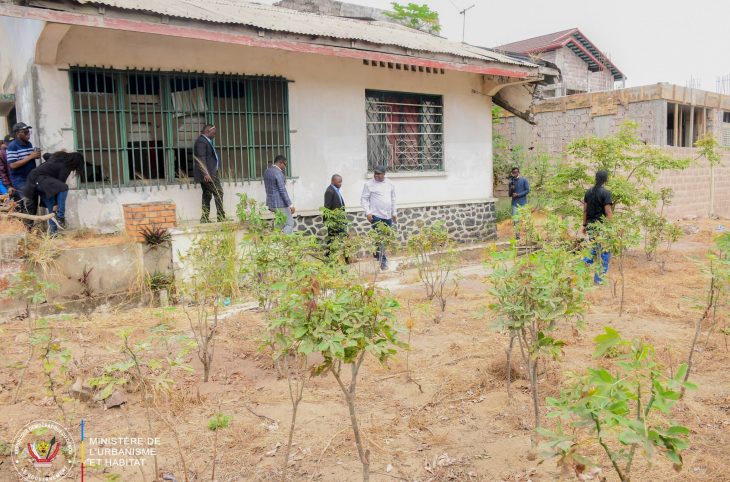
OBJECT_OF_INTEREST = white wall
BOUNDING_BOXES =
[28,25,494,230]
[0,17,45,137]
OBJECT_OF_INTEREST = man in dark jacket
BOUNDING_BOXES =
[23,152,84,235]
[323,174,347,259]
[193,124,225,223]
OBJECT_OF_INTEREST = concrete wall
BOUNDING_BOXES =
[0,17,45,135]
[657,148,730,219]
[23,25,494,231]
[495,99,665,155]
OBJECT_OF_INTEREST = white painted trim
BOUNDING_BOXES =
[363,171,447,179]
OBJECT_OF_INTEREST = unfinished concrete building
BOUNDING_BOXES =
[494,83,730,218]
[496,28,626,98]
[495,83,730,154]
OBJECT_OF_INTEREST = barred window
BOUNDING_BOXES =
[69,67,290,189]
[366,90,443,172]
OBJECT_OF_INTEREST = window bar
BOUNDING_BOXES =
[94,67,108,189]
[263,77,270,174]
[256,76,262,174]
[100,68,114,189]
[141,71,154,189]
[222,76,232,183]
[108,72,122,191]
[162,76,175,186]
[261,77,267,173]
[151,72,163,190]
[244,78,255,178]
[253,77,261,176]
[67,71,81,191]
[233,78,242,182]
[274,79,281,171]
[90,68,102,190]
[129,70,144,191]
[116,72,129,187]
[272,79,278,172]
[283,79,291,172]
[81,69,95,190]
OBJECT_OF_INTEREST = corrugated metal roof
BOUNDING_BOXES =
[495,28,625,80]
[495,28,577,54]
[72,0,532,67]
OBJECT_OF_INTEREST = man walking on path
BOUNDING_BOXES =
[194,124,226,223]
[361,165,396,270]
[582,170,614,284]
[264,154,295,234]
[509,166,529,239]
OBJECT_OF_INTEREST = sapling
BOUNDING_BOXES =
[180,228,239,381]
[540,327,695,482]
[263,249,340,480]
[488,225,592,445]
[590,213,641,315]
[33,321,72,423]
[208,411,231,481]
[1,270,57,403]
[407,221,457,312]
[312,283,404,481]
[682,233,730,397]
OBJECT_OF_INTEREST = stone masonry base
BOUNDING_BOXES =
[295,201,497,243]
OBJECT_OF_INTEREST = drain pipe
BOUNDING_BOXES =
[710,162,716,218]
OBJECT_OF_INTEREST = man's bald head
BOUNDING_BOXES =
[331,174,342,188]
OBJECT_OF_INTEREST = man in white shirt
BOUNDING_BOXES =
[361,165,397,270]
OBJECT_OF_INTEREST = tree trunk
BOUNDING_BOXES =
[345,393,370,482]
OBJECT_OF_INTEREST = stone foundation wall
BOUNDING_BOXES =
[296,201,497,243]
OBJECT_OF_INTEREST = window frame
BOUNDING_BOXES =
[68,67,291,191]
[365,89,444,173]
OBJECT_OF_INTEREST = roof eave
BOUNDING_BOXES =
[3,3,539,79]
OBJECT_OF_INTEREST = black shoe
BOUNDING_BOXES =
[200,217,210,224]
[56,216,67,229]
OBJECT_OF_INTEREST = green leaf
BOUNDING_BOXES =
[593,326,621,357]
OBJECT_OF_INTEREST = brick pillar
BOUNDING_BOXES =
[123,202,177,242]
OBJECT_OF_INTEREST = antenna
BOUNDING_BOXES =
[459,4,475,43]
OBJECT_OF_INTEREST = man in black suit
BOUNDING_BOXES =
[193,124,226,222]
[323,174,348,259]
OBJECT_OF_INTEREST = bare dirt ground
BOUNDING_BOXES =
[1,219,729,481]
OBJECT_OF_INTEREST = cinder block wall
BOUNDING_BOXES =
[657,149,730,219]
[494,104,729,219]
[123,202,177,241]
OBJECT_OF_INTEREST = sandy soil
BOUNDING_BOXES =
[0,219,729,481]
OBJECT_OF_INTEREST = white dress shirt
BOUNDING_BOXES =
[361,178,397,220]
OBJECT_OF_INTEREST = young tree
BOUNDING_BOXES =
[540,327,694,482]
[262,241,342,480]
[179,228,240,382]
[407,221,457,312]
[682,233,730,397]
[488,216,592,445]
[312,283,404,481]
[548,122,691,219]
[384,2,441,34]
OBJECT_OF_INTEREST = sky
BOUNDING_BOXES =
[259,0,730,92]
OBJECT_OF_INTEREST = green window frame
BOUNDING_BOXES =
[69,66,291,190]
[365,90,443,172]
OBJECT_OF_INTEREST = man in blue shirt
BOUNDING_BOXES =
[509,167,530,240]
[6,122,40,191]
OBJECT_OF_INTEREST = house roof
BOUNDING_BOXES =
[70,0,531,67]
[495,28,625,81]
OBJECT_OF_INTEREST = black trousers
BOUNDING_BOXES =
[200,177,225,222]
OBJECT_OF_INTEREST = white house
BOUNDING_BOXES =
[0,0,551,241]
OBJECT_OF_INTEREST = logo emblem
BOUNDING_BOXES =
[12,420,76,481]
